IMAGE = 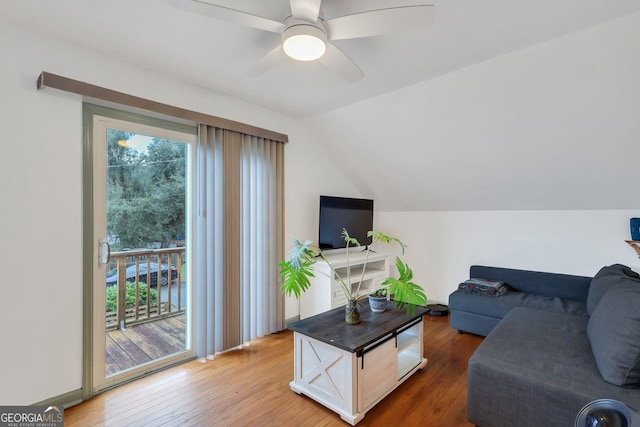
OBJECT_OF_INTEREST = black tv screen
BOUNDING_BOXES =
[319,196,374,250]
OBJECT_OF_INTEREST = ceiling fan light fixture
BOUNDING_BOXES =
[282,24,327,61]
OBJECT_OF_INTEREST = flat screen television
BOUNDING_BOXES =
[318,196,374,250]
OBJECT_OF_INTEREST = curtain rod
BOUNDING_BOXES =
[36,71,289,143]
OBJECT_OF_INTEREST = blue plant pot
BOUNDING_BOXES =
[369,295,387,313]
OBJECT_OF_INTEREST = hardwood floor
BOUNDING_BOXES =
[65,315,483,426]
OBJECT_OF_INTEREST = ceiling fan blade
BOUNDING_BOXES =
[290,0,322,22]
[169,0,286,34]
[319,43,364,82]
[325,5,435,40]
[247,44,284,77]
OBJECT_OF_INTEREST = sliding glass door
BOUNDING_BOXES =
[86,105,196,393]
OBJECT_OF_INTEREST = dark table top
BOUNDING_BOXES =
[287,299,428,353]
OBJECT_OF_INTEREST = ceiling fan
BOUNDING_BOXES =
[169,0,436,81]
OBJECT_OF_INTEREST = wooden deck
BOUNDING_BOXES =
[106,314,186,376]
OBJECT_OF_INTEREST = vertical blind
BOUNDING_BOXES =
[195,125,285,358]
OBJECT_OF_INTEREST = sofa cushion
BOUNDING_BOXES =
[587,281,640,387]
[449,289,588,320]
[587,264,640,315]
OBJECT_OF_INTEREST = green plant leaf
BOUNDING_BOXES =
[370,288,388,298]
[286,239,317,270]
[382,256,427,315]
[279,239,318,299]
[341,228,361,247]
[279,260,315,298]
[367,231,406,254]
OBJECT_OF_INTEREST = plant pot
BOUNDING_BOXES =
[345,300,360,324]
[368,295,387,313]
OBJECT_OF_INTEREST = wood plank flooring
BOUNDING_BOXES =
[66,315,483,426]
[106,315,186,376]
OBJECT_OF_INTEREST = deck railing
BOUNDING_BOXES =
[105,247,186,331]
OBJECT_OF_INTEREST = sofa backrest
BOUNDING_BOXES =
[469,265,592,302]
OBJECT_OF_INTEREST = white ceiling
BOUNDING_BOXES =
[3,0,640,117]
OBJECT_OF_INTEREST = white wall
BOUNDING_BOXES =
[0,23,352,405]
[1,26,83,406]
[377,210,640,305]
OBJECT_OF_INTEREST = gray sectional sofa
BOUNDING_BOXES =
[450,265,592,336]
[448,264,640,426]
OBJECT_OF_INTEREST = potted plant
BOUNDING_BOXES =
[368,288,388,313]
[279,229,427,324]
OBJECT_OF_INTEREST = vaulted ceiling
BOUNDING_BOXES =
[3,0,640,211]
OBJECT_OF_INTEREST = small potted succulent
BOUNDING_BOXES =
[279,229,427,324]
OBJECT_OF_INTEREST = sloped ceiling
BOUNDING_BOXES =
[307,10,640,211]
[2,1,640,211]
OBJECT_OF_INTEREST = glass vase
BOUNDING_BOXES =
[345,300,360,324]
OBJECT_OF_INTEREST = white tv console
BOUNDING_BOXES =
[299,252,390,319]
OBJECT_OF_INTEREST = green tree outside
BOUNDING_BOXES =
[106,130,186,249]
